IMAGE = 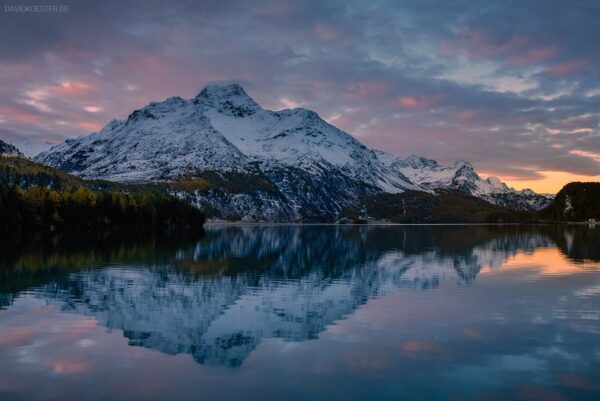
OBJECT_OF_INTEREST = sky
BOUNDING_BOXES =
[0,0,599,193]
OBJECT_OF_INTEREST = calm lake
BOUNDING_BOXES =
[1,225,599,401]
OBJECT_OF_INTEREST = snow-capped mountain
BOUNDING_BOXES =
[36,84,552,220]
[37,84,416,190]
[375,152,553,210]
[0,139,23,157]
[37,96,250,182]
[194,85,418,193]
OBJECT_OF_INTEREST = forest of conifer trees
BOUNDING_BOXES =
[0,184,205,235]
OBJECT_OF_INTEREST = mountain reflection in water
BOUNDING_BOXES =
[1,225,598,370]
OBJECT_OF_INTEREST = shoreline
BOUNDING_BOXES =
[204,221,598,227]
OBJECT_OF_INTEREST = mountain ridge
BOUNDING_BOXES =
[35,83,553,221]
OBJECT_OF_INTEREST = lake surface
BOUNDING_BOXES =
[1,225,599,401]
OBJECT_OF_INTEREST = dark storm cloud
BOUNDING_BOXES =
[0,0,598,182]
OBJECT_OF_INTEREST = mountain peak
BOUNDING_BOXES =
[194,83,260,116]
[486,176,504,188]
[452,159,473,170]
[451,160,479,184]
[402,155,439,169]
[195,83,249,101]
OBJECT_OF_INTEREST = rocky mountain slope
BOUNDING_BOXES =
[36,84,552,221]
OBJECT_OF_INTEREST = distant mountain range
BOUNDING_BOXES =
[10,85,553,221]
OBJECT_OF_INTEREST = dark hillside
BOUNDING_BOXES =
[538,182,600,222]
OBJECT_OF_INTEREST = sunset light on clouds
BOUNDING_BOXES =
[0,0,598,193]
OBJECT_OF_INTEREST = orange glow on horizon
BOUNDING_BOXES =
[482,170,600,194]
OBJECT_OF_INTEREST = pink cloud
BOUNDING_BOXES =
[343,81,386,100]
[546,59,590,75]
[0,105,43,123]
[75,120,103,131]
[52,81,97,98]
[456,29,530,59]
[497,35,530,52]
[559,116,596,129]
[439,40,458,58]
[455,109,478,121]
[455,29,561,68]
[509,46,559,66]
[394,94,442,110]
[83,106,102,113]
[313,23,340,41]
[569,149,600,163]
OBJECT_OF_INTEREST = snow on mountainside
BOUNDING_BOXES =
[38,96,250,182]
[36,83,551,219]
[194,85,418,193]
[375,151,552,211]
